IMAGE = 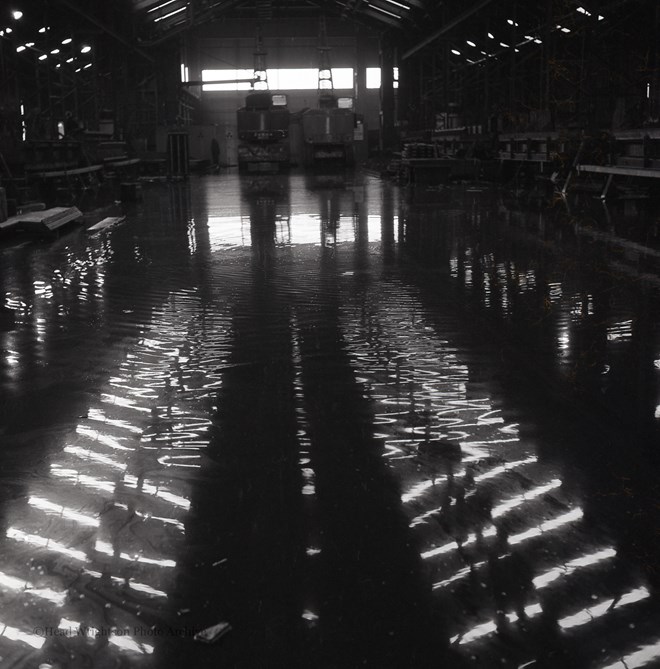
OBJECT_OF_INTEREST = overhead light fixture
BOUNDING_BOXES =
[38,26,47,33]
[500,42,509,48]
[534,38,542,44]
[466,40,476,47]
[451,49,461,55]
[5,26,12,33]
[75,67,81,72]
[487,32,494,39]
[84,62,91,69]
[25,41,33,46]
[576,6,591,16]
[50,48,59,54]
[62,37,72,44]
[507,19,519,26]
[598,15,604,20]
[11,10,23,20]
[80,44,91,53]
[38,54,47,60]
[66,57,73,62]
[16,45,25,52]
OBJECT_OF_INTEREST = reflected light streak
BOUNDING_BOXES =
[100,393,151,413]
[454,603,543,645]
[109,635,154,654]
[474,457,538,482]
[558,587,650,629]
[113,503,184,530]
[76,426,132,451]
[50,466,116,493]
[0,620,46,649]
[82,570,168,598]
[87,408,143,434]
[6,528,87,561]
[598,639,660,669]
[492,479,562,518]
[28,496,100,527]
[95,539,176,567]
[533,548,617,589]
[433,561,486,590]
[422,526,496,560]
[122,476,191,510]
[509,508,583,545]
[0,571,66,605]
[64,445,127,470]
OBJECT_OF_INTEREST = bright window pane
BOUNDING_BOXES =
[366,67,381,89]
[202,68,353,92]
[366,67,399,89]
[202,69,253,91]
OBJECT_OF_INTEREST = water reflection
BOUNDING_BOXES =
[0,175,658,667]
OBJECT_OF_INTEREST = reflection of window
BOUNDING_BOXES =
[366,67,399,89]
[202,68,354,91]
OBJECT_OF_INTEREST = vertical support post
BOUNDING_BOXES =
[380,38,395,151]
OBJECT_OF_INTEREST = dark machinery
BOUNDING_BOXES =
[301,17,356,166]
[301,97,356,165]
[237,92,290,173]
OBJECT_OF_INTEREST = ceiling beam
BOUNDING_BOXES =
[54,0,155,62]
[402,0,496,60]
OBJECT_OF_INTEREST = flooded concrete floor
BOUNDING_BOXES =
[0,171,659,669]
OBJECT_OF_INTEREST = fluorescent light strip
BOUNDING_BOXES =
[383,0,410,9]
[366,3,401,19]
[148,0,177,12]
[153,6,186,22]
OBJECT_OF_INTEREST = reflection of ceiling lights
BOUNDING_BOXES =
[38,54,47,60]
[38,26,47,33]
[12,10,23,20]
[50,48,59,54]
[16,45,25,52]
[62,37,72,44]
[80,44,91,53]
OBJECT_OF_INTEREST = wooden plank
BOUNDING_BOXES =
[35,165,103,179]
[17,207,83,233]
[577,164,660,179]
[87,216,126,232]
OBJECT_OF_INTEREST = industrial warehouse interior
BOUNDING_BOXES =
[1,0,660,667]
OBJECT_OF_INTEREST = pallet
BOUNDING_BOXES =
[15,206,83,233]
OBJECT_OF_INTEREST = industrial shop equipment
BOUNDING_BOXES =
[236,31,291,173]
[301,17,358,167]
